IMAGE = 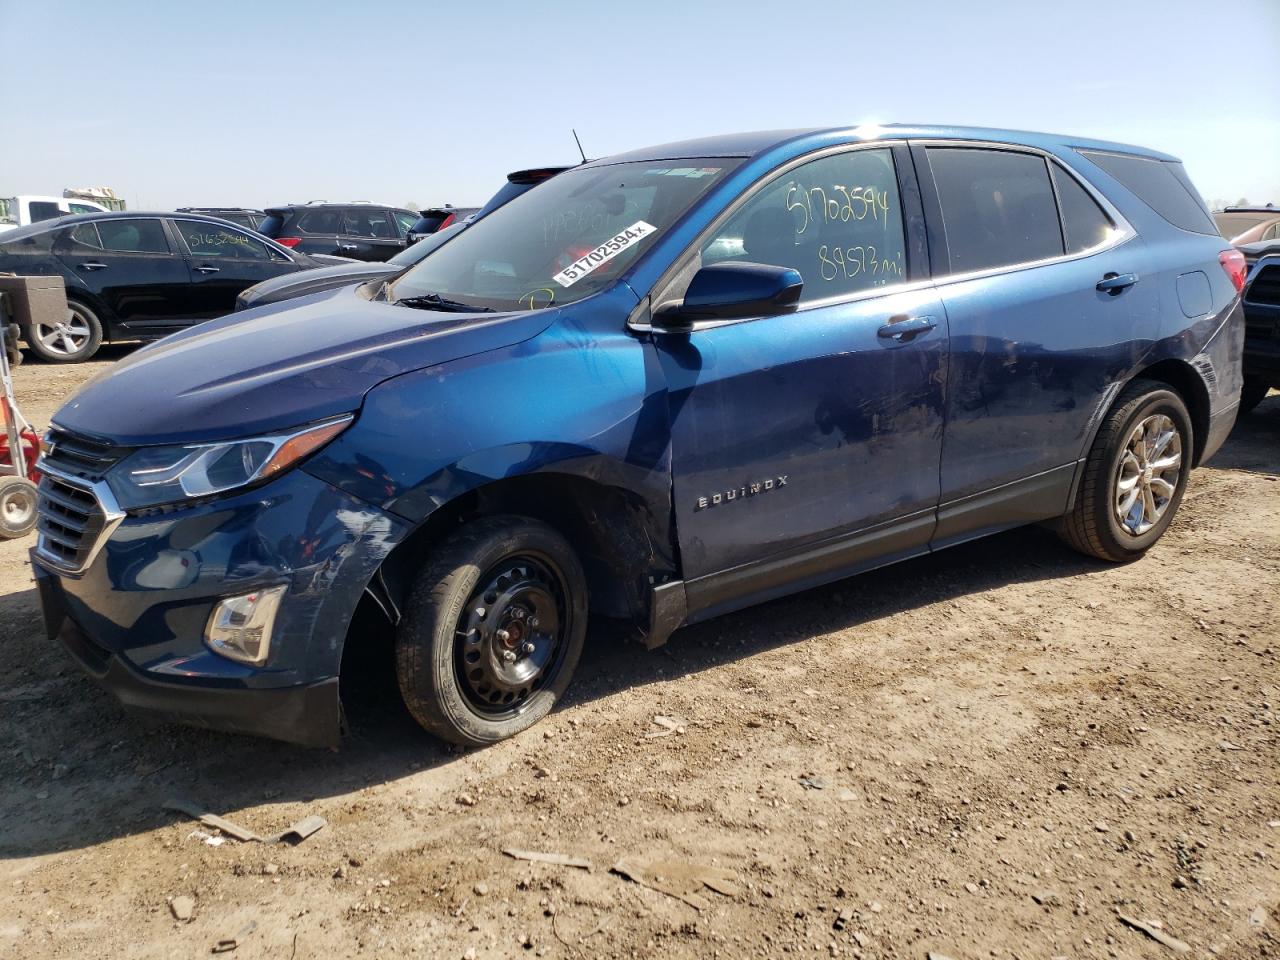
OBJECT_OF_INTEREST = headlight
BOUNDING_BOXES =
[106,416,352,510]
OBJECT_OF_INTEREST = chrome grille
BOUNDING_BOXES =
[34,467,125,575]
[43,427,130,482]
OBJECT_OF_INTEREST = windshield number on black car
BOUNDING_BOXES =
[552,220,656,288]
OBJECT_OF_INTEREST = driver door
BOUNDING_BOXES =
[649,145,947,619]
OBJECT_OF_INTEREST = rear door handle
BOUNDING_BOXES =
[877,315,937,342]
[194,265,220,274]
[1097,272,1139,295]
[338,243,359,251]
[77,262,107,271]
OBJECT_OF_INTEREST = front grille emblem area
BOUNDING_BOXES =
[33,429,129,575]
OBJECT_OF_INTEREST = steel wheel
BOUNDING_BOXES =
[33,303,94,357]
[1114,413,1182,536]
[454,555,568,717]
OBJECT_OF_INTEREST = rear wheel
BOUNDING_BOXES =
[1059,380,1193,562]
[25,299,102,363]
[0,476,38,539]
[1239,376,1272,415]
[395,516,587,746]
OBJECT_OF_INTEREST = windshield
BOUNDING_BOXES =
[388,221,466,266]
[389,158,741,311]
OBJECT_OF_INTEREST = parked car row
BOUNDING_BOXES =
[30,124,1246,751]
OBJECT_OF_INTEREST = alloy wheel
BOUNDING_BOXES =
[1114,413,1182,536]
[34,305,93,357]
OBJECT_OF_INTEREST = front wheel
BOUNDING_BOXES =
[24,299,103,363]
[395,515,588,746]
[1059,380,1193,562]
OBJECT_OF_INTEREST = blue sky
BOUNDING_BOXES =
[1,0,1277,211]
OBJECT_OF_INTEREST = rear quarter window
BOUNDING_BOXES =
[1079,150,1217,236]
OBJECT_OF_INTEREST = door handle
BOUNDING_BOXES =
[194,265,220,274]
[77,262,107,271]
[1097,272,1139,295]
[877,315,937,342]
[338,243,359,251]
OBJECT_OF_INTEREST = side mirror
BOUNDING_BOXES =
[653,261,803,328]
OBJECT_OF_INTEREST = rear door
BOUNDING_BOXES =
[913,143,1161,546]
[335,207,405,261]
[172,218,303,321]
[53,218,190,334]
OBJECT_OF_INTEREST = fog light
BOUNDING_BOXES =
[205,586,287,665]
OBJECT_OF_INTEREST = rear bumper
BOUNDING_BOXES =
[37,563,343,747]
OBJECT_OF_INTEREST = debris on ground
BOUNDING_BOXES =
[798,774,828,790]
[269,815,326,845]
[1116,913,1191,954]
[169,895,194,922]
[164,798,261,842]
[647,715,686,738]
[187,830,226,848]
[610,858,739,911]
[501,847,593,871]
[211,921,257,953]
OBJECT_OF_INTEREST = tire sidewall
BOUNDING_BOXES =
[25,299,103,363]
[1096,389,1193,558]
[399,519,588,746]
[0,476,38,538]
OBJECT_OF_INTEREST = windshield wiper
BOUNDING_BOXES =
[394,292,495,313]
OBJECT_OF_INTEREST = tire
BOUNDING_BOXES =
[1239,376,1272,415]
[0,476,39,540]
[1059,379,1193,563]
[24,299,103,363]
[395,515,588,746]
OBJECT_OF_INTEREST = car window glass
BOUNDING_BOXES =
[1079,150,1217,236]
[1264,222,1280,242]
[29,201,62,222]
[1050,165,1115,254]
[66,223,104,249]
[341,208,394,238]
[700,148,907,304]
[175,220,274,259]
[296,210,341,234]
[68,203,100,215]
[96,218,170,253]
[927,148,1063,273]
[394,211,419,233]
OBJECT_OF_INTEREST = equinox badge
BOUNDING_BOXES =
[696,476,789,510]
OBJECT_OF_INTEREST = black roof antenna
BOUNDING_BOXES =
[572,129,588,165]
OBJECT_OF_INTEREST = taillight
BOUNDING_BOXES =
[1219,249,1247,293]
[277,237,302,248]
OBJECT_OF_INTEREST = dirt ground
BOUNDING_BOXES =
[1,348,1277,960]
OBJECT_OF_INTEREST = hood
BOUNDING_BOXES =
[240,260,398,307]
[54,285,558,446]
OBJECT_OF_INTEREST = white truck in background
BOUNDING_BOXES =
[0,194,110,234]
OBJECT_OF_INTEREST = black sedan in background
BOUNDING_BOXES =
[237,166,571,310]
[0,212,332,362]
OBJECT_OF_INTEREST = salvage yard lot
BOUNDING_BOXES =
[1,354,1277,960]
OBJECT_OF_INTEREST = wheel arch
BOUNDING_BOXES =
[1126,358,1211,467]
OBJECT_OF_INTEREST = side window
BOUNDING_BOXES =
[67,203,99,215]
[1264,222,1280,242]
[394,211,419,234]
[296,210,340,234]
[96,219,170,253]
[65,223,104,249]
[1050,165,1116,254]
[1078,150,1217,236]
[700,148,907,304]
[341,208,395,238]
[29,201,62,222]
[175,220,276,259]
[927,148,1063,274]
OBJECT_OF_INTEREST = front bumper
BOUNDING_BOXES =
[31,468,409,747]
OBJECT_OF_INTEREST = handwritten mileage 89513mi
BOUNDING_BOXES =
[817,243,904,284]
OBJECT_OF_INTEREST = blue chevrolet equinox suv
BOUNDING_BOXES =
[32,125,1246,748]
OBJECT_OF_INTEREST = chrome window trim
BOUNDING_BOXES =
[33,460,126,576]
[633,136,1137,334]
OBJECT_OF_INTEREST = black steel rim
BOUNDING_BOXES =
[453,552,570,718]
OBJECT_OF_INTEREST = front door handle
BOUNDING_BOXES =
[877,315,937,342]
[194,265,220,274]
[338,243,359,251]
[77,262,107,271]
[1097,272,1139,295]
